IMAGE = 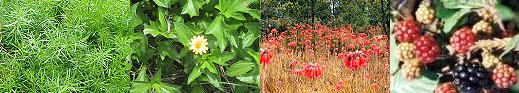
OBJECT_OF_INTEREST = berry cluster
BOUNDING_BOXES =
[492,64,517,89]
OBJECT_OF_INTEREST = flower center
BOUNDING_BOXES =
[195,41,202,49]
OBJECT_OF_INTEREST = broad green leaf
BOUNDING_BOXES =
[247,9,260,20]
[390,34,399,74]
[242,31,256,49]
[224,31,238,48]
[209,51,234,66]
[226,60,254,77]
[191,85,205,93]
[153,69,163,82]
[153,0,178,8]
[215,0,253,20]
[205,70,222,90]
[181,0,205,17]
[158,7,168,32]
[153,82,182,93]
[236,68,259,84]
[206,15,228,52]
[500,34,519,58]
[496,4,515,21]
[442,8,471,33]
[130,3,143,31]
[187,64,202,84]
[242,22,260,48]
[157,41,180,60]
[130,81,152,93]
[143,24,162,37]
[136,66,149,82]
[440,0,486,9]
[390,70,439,93]
[173,22,195,46]
[179,46,190,58]
[246,49,259,65]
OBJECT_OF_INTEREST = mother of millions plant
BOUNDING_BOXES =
[129,0,260,92]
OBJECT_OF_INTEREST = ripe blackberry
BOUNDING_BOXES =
[452,62,492,93]
[396,43,416,61]
[472,21,492,34]
[450,27,477,55]
[413,35,440,64]
[415,0,435,25]
[492,64,517,89]
[395,19,421,43]
[402,58,421,80]
[435,82,457,93]
[481,50,500,69]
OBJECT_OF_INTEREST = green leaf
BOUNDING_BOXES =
[245,48,259,65]
[209,51,234,66]
[500,34,519,58]
[247,9,260,20]
[130,3,143,31]
[157,41,180,60]
[181,0,205,17]
[390,70,439,93]
[226,60,254,77]
[205,70,223,90]
[143,24,162,37]
[191,85,205,93]
[153,69,163,82]
[390,34,399,74]
[130,81,152,93]
[442,8,471,33]
[496,4,515,21]
[136,66,149,82]
[173,22,195,46]
[153,0,177,8]
[435,0,458,20]
[206,15,228,52]
[187,63,202,84]
[440,0,486,9]
[236,68,259,84]
[242,22,259,48]
[152,82,182,93]
[215,0,253,20]
[226,32,239,48]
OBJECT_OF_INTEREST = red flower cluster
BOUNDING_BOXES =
[343,51,369,71]
[260,48,273,65]
[303,63,323,79]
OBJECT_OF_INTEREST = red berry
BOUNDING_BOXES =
[492,64,517,89]
[435,82,457,93]
[395,19,421,43]
[450,27,477,54]
[414,36,440,64]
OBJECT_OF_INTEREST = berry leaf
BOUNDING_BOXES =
[500,34,519,58]
[390,34,399,74]
[442,8,470,33]
[440,0,487,9]
[390,70,439,93]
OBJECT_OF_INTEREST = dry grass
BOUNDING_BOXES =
[260,43,389,93]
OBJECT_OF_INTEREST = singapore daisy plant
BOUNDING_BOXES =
[129,0,260,92]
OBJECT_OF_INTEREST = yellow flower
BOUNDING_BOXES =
[189,35,209,55]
